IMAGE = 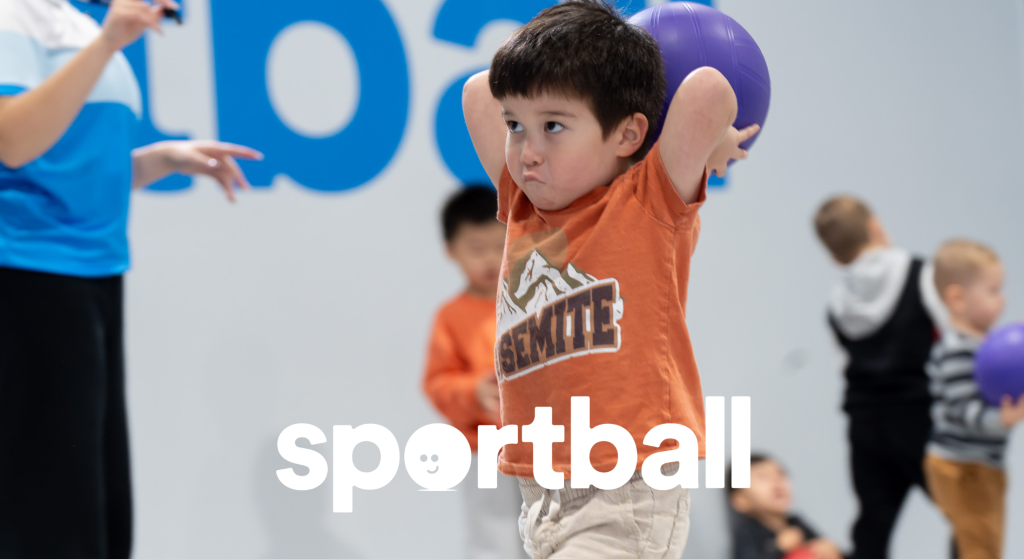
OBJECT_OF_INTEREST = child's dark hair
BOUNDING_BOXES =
[442,185,499,242]
[727,453,773,497]
[489,0,666,161]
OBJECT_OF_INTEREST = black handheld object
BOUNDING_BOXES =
[83,0,182,25]
[162,7,181,24]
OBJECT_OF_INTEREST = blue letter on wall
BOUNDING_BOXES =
[210,1,409,191]
[432,0,557,186]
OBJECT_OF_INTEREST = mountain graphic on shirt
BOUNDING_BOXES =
[497,248,623,335]
[495,247,625,380]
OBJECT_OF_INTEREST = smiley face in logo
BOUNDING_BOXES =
[420,454,439,474]
[404,424,471,491]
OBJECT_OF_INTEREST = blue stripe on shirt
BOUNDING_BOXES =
[0,26,140,277]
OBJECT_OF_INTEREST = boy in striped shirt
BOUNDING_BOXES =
[925,239,1024,559]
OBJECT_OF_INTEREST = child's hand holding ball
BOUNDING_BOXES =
[999,394,1024,428]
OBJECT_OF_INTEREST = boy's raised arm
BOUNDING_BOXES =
[659,66,757,204]
[462,70,507,188]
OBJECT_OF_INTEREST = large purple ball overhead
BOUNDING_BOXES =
[975,323,1024,406]
[630,2,771,150]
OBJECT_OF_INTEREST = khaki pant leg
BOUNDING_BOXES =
[924,454,1007,559]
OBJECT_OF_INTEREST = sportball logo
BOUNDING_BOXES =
[277,396,751,512]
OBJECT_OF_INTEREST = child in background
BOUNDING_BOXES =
[925,239,1024,559]
[728,455,844,559]
[422,186,528,559]
[464,0,758,555]
[814,196,946,559]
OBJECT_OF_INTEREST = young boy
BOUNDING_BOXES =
[728,455,844,559]
[422,186,527,559]
[463,1,758,555]
[813,196,946,559]
[925,239,1024,559]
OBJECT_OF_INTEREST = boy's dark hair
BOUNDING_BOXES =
[727,453,773,497]
[442,185,499,242]
[489,0,666,161]
[814,196,873,264]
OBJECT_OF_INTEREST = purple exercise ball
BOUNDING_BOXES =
[975,322,1024,406]
[630,2,771,150]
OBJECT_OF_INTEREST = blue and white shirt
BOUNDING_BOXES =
[0,0,141,277]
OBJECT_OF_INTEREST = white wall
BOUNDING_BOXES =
[124,0,1024,557]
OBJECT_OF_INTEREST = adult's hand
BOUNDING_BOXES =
[100,0,179,52]
[132,140,263,202]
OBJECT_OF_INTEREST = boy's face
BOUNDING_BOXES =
[949,262,1005,333]
[446,221,507,295]
[731,460,792,518]
[501,93,643,211]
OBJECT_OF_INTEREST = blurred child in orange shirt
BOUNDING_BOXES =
[423,186,527,559]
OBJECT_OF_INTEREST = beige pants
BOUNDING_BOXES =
[517,467,690,559]
[924,453,1007,559]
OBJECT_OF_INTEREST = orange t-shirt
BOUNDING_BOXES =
[423,292,502,451]
[494,142,707,478]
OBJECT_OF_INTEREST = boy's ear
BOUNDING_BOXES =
[943,283,964,311]
[445,241,457,261]
[866,215,890,245]
[615,113,649,159]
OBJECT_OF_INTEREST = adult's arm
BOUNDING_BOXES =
[0,0,173,168]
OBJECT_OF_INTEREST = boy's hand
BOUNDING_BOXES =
[808,538,843,559]
[476,373,500,422]
[999,394,1024,428]
[707,123,759,178]
[776,526,805,552]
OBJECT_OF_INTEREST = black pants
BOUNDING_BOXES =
[847,406,931,559]
[0,267,132,559]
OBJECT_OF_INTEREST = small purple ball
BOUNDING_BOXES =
[975,323,1024,406]
[630,2,771,151]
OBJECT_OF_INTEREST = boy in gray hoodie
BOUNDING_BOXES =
[814,196,947,559]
